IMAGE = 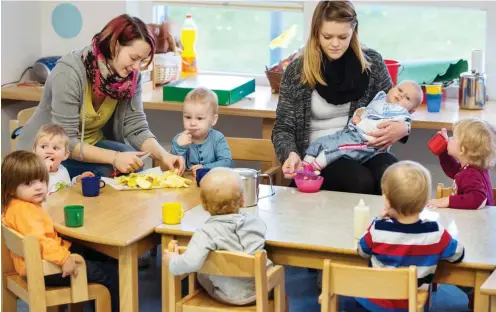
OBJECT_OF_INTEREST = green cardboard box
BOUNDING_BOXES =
[162,75,255,105]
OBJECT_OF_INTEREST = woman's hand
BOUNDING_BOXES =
[113,151,147,173]
[367,121,409,150]
[282,152,303,179]
[159,153,185,175]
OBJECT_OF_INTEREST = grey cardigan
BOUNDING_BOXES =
[271,47,394,164]
[169,213,272,303]
[17,48,155,159]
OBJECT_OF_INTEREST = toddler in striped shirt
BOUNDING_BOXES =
[356,161,465,312]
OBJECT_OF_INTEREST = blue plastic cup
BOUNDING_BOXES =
[426,93,442,113]
[81,176,105,197]
[195,168,211,187]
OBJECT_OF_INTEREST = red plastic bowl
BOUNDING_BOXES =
[294,175,324,193]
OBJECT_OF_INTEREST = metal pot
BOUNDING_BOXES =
[233,168,275,207]
[459,70,486,110]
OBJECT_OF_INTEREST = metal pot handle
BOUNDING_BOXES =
[258,173,275,199]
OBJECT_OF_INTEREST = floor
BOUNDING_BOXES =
[17,252,471,312]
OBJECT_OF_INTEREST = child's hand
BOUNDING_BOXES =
[44,158,55,172]
[76,172,95,183]
[440,128,449,140]
[427,197,450,208]
[190,164,204,178]
[62,254,83,278]
[163,245,179,266]
[177,130,192,147]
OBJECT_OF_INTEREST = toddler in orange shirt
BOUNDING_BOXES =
[1,151,119,312]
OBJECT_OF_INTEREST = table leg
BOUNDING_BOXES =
[491,296,495,312]
[119,243,139,312]
[475,271,490,312]
[162,234,175,312]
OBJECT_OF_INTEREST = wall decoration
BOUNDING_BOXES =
[51,3,83,39]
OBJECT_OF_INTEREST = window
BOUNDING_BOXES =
[153,1,304,74]
[355,4,486,61]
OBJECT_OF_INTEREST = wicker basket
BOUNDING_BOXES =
[154,53,181,86]
[265,70,283,93]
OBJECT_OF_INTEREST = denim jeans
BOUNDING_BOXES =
[62,139,136,178]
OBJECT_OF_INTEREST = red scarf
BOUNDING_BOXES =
[82,37,138,100]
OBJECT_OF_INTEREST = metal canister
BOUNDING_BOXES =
[232,168,275,207]
[459,70,486,110]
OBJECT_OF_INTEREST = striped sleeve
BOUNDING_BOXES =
[357,220,376,258]
[438,227,465,263]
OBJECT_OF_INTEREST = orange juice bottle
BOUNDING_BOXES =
[180,13,197,77]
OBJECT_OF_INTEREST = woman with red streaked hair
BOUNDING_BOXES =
[17,14,185,178]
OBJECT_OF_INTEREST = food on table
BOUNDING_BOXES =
[114,169,192,189]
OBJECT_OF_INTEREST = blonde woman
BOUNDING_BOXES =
[272,0,409,194]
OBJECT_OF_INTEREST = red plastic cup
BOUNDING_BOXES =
[428,133,448,155]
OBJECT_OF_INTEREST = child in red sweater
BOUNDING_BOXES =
[428,118,496,209]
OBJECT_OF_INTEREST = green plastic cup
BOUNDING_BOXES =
[64,205,84,227]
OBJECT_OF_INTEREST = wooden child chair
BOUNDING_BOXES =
[1,224,111,312]
[319,260,428,312]
[226,137,282,186]
[436,183,496,202]
[481,269,496,312]
[9,106,37,152]
[164,240,286,312]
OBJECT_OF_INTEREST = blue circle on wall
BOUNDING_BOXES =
[51,3,82,39]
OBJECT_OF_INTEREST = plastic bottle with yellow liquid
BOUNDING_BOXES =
[180,13,197,77]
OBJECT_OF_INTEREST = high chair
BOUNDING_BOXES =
[319,260,428,312]
[481,269,496,311]
[436,183,496,202]
[164,240,286,312]
[9,106,37,152]
[226,137,282,186]
[1,224,111,312]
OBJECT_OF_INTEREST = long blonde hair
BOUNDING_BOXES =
[302,1,369,88]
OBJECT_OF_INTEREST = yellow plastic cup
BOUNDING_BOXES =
[162,202,184,225]
[425,85,442,95]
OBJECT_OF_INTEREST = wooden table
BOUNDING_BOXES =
[481,270,496,311]
[3,84,496,140]
[1,182,201,312]
[156,185,496,312]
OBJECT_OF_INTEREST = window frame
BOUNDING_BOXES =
[153,1,495,99]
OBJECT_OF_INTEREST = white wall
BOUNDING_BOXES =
[1,1,42,155]
[1,1,41,84]
[40,1,127,56]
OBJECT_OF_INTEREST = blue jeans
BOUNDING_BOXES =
[63,139,136,178]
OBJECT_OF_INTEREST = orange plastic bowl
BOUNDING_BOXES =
[294,175,324,193]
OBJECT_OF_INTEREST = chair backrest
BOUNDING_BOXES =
[2,224,48,308]
[174,244,261,278]
[168,241,270,311]
[321,260,418,312]
[1,224,89,305]
[437,183,496,202]
[226,137,278,165]
[9,106,37,152]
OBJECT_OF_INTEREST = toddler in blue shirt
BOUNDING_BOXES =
[171,87,232,177]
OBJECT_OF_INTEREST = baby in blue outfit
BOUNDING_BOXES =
[304,80,423,171]
[171,87,232,177]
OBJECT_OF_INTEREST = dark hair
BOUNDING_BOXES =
[1,151,49,211]
[95,14,156,67]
